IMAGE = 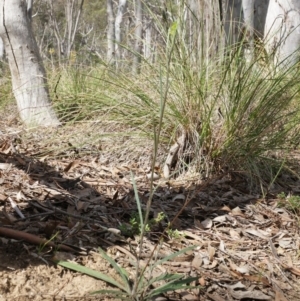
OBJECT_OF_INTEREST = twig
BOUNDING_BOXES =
[0,227,77,253]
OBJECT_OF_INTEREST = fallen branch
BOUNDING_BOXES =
[0,226,77,253]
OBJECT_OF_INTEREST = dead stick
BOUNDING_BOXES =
[0,227,76,253]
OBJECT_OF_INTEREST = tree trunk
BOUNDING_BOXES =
[0,0,60,127]
[64,0,84,62]
[115,0,127,67]
[264,0,300,67]
[253,0,269,38]
[242,0,255,60]
[144,17,152,61]
[132,0,143,75]
[107,0,115,64]
[0,38,3,60]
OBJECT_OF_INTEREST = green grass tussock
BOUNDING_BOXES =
[48,38,300,189]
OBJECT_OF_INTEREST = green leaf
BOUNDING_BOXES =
[98,248,131,293]
[91,289,131,300]
[168,21,178,38]
[131,172,144,230]
[154,246,196,267]
[137,272,147,292]
[148,276,199,298]
[148,273,182,286]
[56,260,126,291]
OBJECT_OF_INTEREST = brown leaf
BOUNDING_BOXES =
[281,263,300,276]
[64,160,80,172]
[243,274,270,286]
[206,293,226,301]
[231,206,245,217]
[230,229,241,240]
[244,228,270,240]
[208,245,216,262]
[192,254,202,269]
[76,201,89,212]
[199,276,206,286]
[229,288,271,300]
[275,290,289,301]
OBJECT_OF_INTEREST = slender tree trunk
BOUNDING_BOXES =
[115,0,127,67]
[0,38,3,60]
[0,0,60,127]
[144,17,152,60]
[253,0,269,39]
[132,0,143,75]
[242,0,255,60]
[107,0,115,64]
[264,0,300,67]
[65,0,84,62]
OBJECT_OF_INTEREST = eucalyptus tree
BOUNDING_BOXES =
[238,0,300,67]
[132,0,143,74]
[0,0,60,126]
[115,0,127,64]
[264,0,300,67]
[106,0,147,72]
[107,0,115,63]
[48,0,84,64]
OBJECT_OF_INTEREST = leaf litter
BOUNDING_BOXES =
[0,123,299,300]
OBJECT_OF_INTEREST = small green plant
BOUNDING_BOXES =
[56,246,199,301]
[37,232,59,254]
[278,194,300,213]
[166,226,184,240]
[277,192,286,200]
[120,211,166,236]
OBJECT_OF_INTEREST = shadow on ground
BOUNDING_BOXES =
[0,134,300,300]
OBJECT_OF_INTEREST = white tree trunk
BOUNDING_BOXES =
[242,0,255,60]
[144,18,152,61]
[0,38,4,60]
[132,0,143,75]
[0,0,60,127]
[64,0,84,62]
[115,0,127,65]
[223,0,269,48]
[264,0,300,67]
[107,0,115,64]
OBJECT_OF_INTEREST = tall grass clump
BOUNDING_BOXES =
[83,1,299,186]
[0,63,14,110]
[48,64,114,123]
[49,1,300,188]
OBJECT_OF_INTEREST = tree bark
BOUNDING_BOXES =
[242,0,255,60]
[115,0,127,65]
[264,0,300,67]
[144,17,152,61]
[132,0,143,75]
[0,0,60,126]
[107,0,115,64]
[65,0,84,62]
[253,0,269,38]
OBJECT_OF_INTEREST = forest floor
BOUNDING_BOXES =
[0,110,300,301]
